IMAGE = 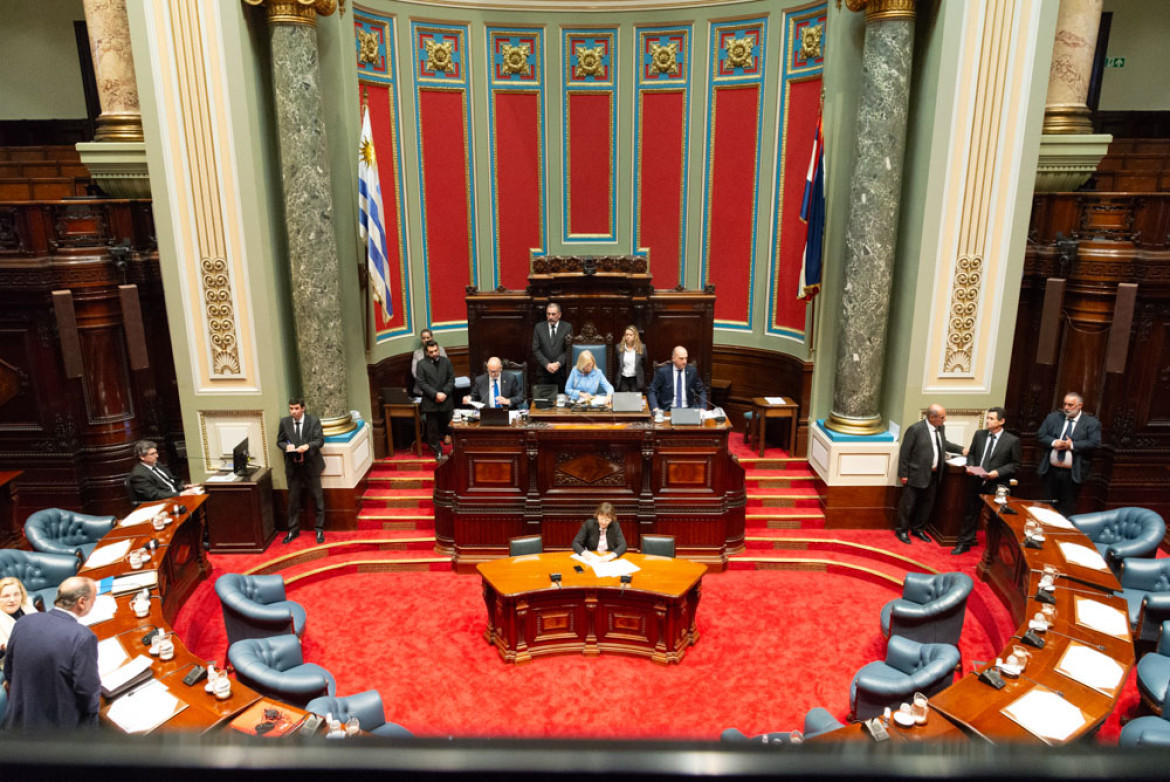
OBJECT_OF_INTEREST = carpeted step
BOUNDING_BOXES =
[727,546,916,585]
[737,457,805,470]
[745,511,826,530]
[273,545,451,582]
[372,457,437,472]
[356,512,435,531]
[360,488,434,508]
[746,474,818,489]
[366,472,435,489]
[745,486,823,510]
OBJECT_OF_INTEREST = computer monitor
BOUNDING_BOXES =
[232,437,250,475]
[531,384,558,409]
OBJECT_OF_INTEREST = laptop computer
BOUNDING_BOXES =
[670,407,702,426]
[531,384,558,409]
[612,392,643,413]
[381,386,413,405]
[480,407,510,427]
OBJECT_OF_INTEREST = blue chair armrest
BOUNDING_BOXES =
[1158,622,1170,657]
[1120,559,1170,591]
[885,635,924,674]
[1070,511,1110,540]
[341,689,388,728]
[901,573,935,604]
[250,574,288,604]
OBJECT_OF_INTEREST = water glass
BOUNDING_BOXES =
[345,716,361,736]
[912,692,929,725]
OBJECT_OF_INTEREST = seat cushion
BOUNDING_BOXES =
[1120,587,1145,627]
[1137,651,1170,709]
[1121,715,1170,747]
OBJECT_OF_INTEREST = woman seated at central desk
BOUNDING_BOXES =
[572,502,627,558]
[565,350,614,403]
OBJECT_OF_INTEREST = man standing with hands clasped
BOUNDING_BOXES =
[277,397,326,545]
[952,407,1022,555]
[532,302,572,392]
[895,404,964,545]
[1035,391,1101,517]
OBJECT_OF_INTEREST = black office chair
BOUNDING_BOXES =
[509,535,543,556]
[641,534,676,558]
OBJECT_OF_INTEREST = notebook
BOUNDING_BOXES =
[671,407,702,426]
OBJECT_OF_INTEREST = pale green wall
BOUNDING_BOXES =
[1100,0,1170,111]
[0,0,88,120]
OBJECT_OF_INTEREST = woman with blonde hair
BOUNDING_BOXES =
[565,349,614,402]
[615,325,647,393]
[0,576,35,658]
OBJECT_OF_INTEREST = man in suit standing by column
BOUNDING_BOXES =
[277,397,326,544]
[896,404,964,545]
[1035,391,1101,517]
[416,340,455,461]
[952,407,1022,555]
[532,302,572,392]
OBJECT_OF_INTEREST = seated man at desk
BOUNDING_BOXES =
[647,346,707,413]
[464,357,523,408]
[572,502,627,558]
[565,350,613,403]
[129,439,200,502]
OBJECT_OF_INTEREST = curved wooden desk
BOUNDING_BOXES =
[478,551,706,665]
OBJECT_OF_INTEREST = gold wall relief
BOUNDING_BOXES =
[200,257,241,375]
[357,28,380,65]
[499,42,532,76]
[943,255,982,374]
[425,38,455,73]
[723,36,755,71]
[573,44,606,79]
[800,25,824,60]
[648,41,680,76]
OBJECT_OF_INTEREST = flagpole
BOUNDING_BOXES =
[360,87,371,353]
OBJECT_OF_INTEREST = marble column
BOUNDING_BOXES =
[82,0,143,142]
[244,0,353,434]
[1043,0,1103,135]
[826,0,917,435]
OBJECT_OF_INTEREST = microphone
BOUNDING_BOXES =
[550,573,562,589]
[620,574,632,593]
[175,504,189,516]
[1012,631,1046,649]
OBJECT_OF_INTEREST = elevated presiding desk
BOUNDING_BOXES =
[478,551,706,665]
[434,403,746,573]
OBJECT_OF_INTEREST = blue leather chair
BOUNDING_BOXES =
[306,690,414,738]
[1137,622,1170,715]
[0,548,82,610]
[1121,700,1170,746]
[24,508,117,560]
[215,573,307,646]
[228,635,335,707]
[849,635,960,721]
[641,534,675,558]
[1071,507,1166,571]
[802,707,846,739]
[1118,558,1170,644]
[508,535,543,556]
[880,572,974,646]
[569,333,611,381]
[720,708,845,744]
[720,727,801,744]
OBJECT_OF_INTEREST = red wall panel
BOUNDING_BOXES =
[493,92,543,290]
[637,90,685,287]
[772,79,821,334]
[567,93,612,237]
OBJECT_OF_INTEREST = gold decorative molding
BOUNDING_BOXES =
[845,0,916,23]
[648,40,680,75]
[825,412,884,436]
[573,44,606,79]
[943,256,981,373]
[322,413,357,437]
[499,42,532,76]
[1042,104,1094,135]
[242,0,337,26]
[357,27,379,64]
[723,35,755,70]
[200,257,242,375]
[800,24,824,60]
[94,112,144,143]
[424,38,455,72]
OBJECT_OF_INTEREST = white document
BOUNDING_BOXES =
[120,503,165,528]
[101,654,154,696]
[572,551,613,566]
[203,473,240,483]
[111,571,159,595]
[97,636,130,676]
[946,456,968,467]
[1074,597,1131,639]
[1058,541,1109,571]
[764,396,786,405]
[85,539,131,569]
[1028,506,1076,529]
[79,593,118,626]
[106,679,184,734]
[1055,642,1125,696]
[1000,689,1088,743]
[592,558,641,578]
[468,401,485,410]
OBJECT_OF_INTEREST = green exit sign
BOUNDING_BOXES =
[1105,57,1126,68]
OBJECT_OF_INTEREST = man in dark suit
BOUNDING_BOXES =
[647,345,707,413]
[571,502,627,558]
[416,340,455,461]
[3,576,100,730]
[532,302,572,391]
[896,404,964,545]
[277,397,326,544]
[128,439,198,503]
[464,356,523,409]
[1036,391,1102,517]
[953,406,1022,555]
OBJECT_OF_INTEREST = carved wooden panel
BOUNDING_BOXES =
[470,456,518,488]
[661,456,711,489]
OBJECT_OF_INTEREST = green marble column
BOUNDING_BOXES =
[245,0,353,434]
[826,0,918,436]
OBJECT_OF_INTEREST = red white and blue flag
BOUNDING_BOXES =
[797,116,825,301]
[359,105,392,321]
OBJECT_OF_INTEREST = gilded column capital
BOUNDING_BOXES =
[243,0,336,26]
[845,0,917,23]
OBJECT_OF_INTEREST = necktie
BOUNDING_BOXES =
[982,434,997,469]
[1058,418,1074,463]
[934,428,944,471]
[550,323,556,339]
[675,369,683,408]
[492,379,499,408]
[152,465,170,488]
[295,420,301,442]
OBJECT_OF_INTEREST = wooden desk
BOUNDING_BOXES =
[749,397,798,456]
[478,551,705,665]
[435,416,745,573]
[383,401,423,457]
[203,468,276,554]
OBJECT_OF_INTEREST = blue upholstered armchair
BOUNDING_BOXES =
[880,572,974,646]
[1070,507,1165,571]
[24,508,117,560]
[1136,622,1170,716]
[849,635,960,721]
[215,573,307,646]
[720,708,845,744]
[228,634,335,707]
[1118,558,1170,644]
[306,690,414,737]
[802,707,846,739]
[0,548,82,610]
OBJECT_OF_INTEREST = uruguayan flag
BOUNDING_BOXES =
[359,105,392,320]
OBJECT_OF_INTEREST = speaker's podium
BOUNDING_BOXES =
[203,466,276,553]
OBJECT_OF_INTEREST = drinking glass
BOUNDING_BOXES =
[912,692,929,725]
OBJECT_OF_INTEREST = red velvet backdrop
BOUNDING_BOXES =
[567,93,613,238]
[637,90,686,287]
[492,92,544,291]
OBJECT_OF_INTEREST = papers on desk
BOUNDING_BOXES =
[120,503,163,528]
[79,593,118,627]
[85,539,131,569]
[106,679,186,734]
[1055,642,1126,697]
[204,473,241,483]
[1000,688,1089,743]
[98,571,158,597]
[946,456,968,467]
[1058,541,1109,571]
[1028,506,1076,529]
[1074,596,1131,640]
[97,636,130,676]
[101,654,154,699]
[764,396,786,405]
[572,552,641,578]
[468,401,485,409]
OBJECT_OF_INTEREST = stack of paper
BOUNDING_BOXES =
[764,396,786,405]
[1074,597,1131,639]
[79,593,118,626]
[110,571,159,594]
[106,680,185,734]
[101,654,155,699]
[1055,642,1125,696]
[120,504,164,528]
[1058,542,1109,571]
[1000,688,1088,743]
[85,539,132,569]
[97,636,129,676]
[592,558,641,579]
[1028,506,1076,529]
